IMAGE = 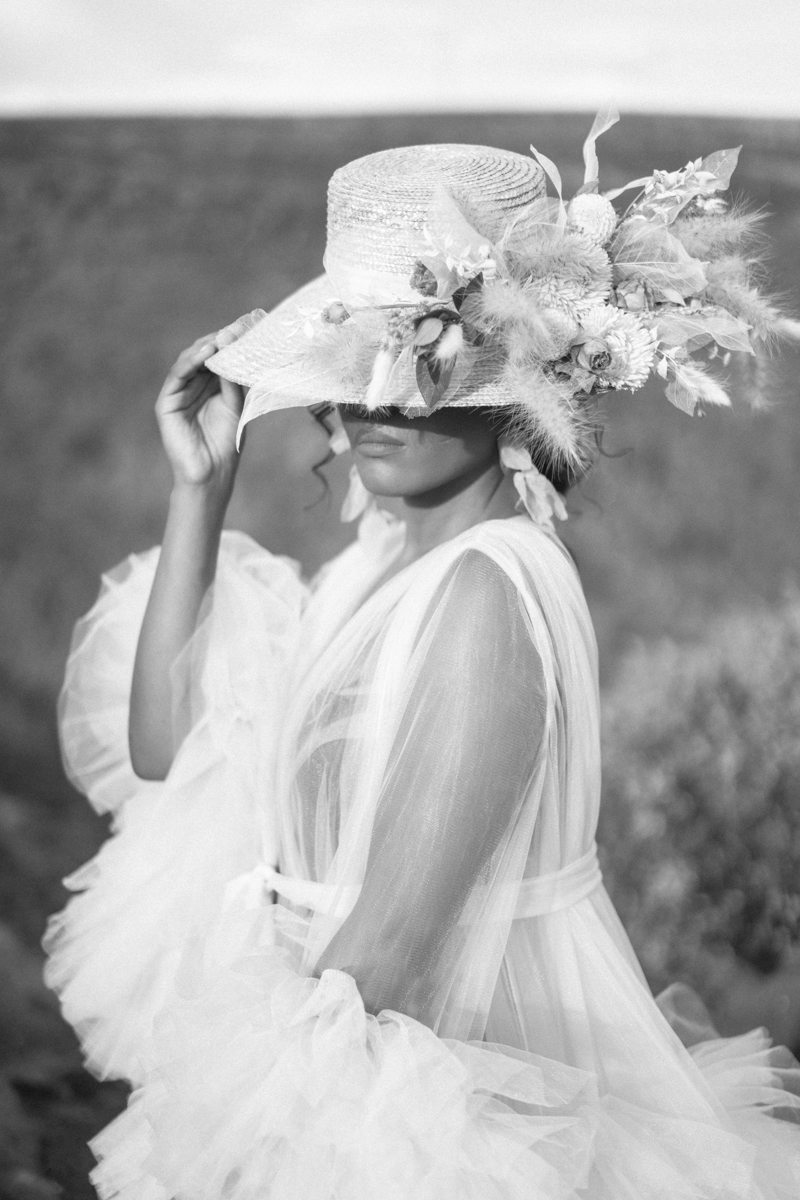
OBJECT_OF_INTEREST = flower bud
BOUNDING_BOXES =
[409,261,439,297]
[322,301,350,325]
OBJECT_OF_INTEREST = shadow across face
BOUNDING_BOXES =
[338,405,502,500]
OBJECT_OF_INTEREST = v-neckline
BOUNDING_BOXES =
[298,511,539,686]
[346,510,535,625]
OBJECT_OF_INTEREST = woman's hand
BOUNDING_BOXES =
[155,332,245,495]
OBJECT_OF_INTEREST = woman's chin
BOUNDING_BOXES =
[353,457,414,498]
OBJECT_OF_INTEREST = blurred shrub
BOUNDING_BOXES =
[599,594,800,998]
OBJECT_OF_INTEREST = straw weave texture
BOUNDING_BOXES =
[327,144,546,282]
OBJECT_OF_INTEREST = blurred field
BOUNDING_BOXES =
[1,113,800,1193]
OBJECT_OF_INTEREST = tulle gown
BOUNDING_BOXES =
[45,505,800,1199]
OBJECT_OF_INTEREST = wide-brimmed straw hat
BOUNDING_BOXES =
[207,143,548,414]
[207,115,799,470]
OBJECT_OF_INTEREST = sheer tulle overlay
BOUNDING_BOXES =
[46,514,800,1198]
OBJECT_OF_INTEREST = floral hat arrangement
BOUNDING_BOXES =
[208,110,799,485]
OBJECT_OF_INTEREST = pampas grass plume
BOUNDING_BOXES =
[705,258,789,344]
[431,322,464,367]
[365,337,399,409]
[669,361,731,414]
[776,317,800,341]
[473,279,577,361]
[672,206,764,260]
[733,350,775,412]
[501,362,591,470]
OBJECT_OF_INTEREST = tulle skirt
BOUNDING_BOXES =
[80,892,800,1200]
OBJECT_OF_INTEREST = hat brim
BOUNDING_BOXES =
[205,274,520,427]
[206,276,333,392]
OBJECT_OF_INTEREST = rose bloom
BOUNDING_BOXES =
[575,338,613,373]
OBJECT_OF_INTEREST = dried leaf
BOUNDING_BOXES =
[700,147,741,190]
[657,311,754,355]
[581,105,620,187]
[451,272,484,312]
[415,352,456,410]
[529,144,567,229]
[612,221,707,301]
[413,317,444,347]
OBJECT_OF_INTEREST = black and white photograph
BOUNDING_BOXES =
[2,2,800,1196]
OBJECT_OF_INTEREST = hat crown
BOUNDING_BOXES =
[325,143,546,305]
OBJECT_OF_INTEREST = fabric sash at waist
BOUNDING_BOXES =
[224,843,602,920]
[513,844,602,917]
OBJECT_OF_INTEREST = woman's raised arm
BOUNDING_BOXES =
[128,332,245,780]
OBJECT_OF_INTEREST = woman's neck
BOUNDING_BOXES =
[392,460,519,562]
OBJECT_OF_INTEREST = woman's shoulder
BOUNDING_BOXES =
[442,517,593,651]
[444,515,580,586]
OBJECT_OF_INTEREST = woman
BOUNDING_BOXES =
[46,133,800,1198]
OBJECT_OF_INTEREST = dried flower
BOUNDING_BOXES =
[419,226,498,293]
[574,307,657,390]
[567,193,618,246]
[576,338,613,373]
[524,234,613,321]
[385,306,424,347]
[627,148,741,226]
[683,195,728,218]
[409,260,439,297]
[322,301,350,325]
[614,279,650,312]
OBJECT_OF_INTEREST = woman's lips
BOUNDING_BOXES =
[354,429,405,457]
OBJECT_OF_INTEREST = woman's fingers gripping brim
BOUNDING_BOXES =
[157,335,221,414]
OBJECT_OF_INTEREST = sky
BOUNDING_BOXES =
[2,0,800,118]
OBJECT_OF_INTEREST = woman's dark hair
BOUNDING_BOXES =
[531,448,581,496]
[306,405,337,507]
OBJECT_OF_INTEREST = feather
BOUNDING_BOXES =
[301,311,383,393]
[430,322,464,367]
[671,206,764,260]
[364,337,399,410]
[501,362,592,470]
[665,360,731,416]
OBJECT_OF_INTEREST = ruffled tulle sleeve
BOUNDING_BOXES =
[44,530,308,1084]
